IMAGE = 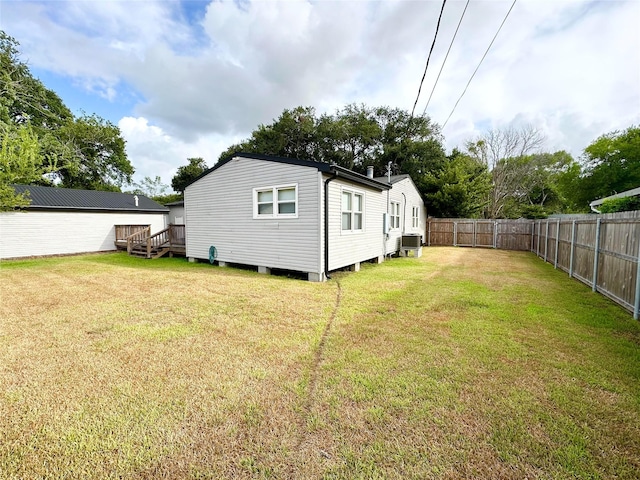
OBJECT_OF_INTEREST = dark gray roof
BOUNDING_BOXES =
[165,200,184,207]
[187,152,390,191]
[374,174,411,185]
[11,185,168,213]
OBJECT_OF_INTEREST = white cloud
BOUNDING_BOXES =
[118,117,242,188]
[3,0,639,183]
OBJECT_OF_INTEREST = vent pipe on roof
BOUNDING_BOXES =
[366,166,374,179]
[134,195,139,207]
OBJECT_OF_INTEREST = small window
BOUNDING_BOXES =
[412,206,419,228]
[391,202,400,229]
[342,189,364,232]
[254,185,298,218]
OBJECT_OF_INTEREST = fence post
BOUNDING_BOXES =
[635,238,640,320]
[453,222,458,247]
[592,218,601,292]
[569,220,576,278]
[473,220,476,247]
[544,220,549,263]
[494,221,498,249]
[536,221,541,256]
[427,220,431,246]
[554,219,560,269]
[530,221,534,252]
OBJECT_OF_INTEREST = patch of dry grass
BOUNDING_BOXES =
[1,249,639,479]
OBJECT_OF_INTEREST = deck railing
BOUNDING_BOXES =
[115,224,150,242]
[126,226,151,254]
[119,224,185,258]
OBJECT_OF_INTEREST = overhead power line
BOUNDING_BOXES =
[410,0,448,120]
[442,0,518,129]
[422,0,470,115]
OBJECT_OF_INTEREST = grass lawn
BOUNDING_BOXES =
[1,248,639,479]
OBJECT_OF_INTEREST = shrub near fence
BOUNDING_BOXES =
[426,212,640,319]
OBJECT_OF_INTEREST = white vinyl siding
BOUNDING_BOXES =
[0,211,167,259]
[185,157,321,274]
[328,177,385,271]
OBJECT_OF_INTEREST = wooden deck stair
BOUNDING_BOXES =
[116,224,186,259]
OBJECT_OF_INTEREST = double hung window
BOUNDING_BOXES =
[412,206,419,228]
[390,202,400,229]
[341,190,363,232]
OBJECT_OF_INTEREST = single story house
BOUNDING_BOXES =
[0,185,168,259]
[184,153,426,281]
[590,186,640,213]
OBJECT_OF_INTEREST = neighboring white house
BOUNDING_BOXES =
[589,186,640,213]
[0,185,168,259]
[166,200,185,225]
[184,153,427,281]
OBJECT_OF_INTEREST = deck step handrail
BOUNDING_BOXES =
[122,224,185,258]
[126,226,151,254]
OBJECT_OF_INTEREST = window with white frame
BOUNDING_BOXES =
[390,202,400,229]
[254,185,298,218]
[412,206,419,228]
[341,190,363,232]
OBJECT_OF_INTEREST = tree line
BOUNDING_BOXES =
[2,30,639,216]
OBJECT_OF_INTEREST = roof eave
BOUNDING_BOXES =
[21,206,168,213]
[331,166,391,190]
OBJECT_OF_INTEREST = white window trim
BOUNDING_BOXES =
[341,188,365,234]
[390,201,401,230]
[253,184,299,219]
[412,206,419,228]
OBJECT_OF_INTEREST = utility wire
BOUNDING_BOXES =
[410,0,448,120]
[442,0,517,129]
[422,0,470,115]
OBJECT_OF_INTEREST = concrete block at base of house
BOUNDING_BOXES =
[258,266,271,275]
[402,247,423,258]
[350,262,361,272]
[374,255,384,264]
[307,272,323,282]
[218,261,227,267]
[188,257,197,263]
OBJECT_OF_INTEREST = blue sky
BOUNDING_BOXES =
[3,0,639,190]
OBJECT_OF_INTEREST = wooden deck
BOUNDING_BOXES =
[115,224,186,259]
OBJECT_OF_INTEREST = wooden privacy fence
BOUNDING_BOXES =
[427,218,534,250]
[532,212,640,319]
[427,213,640,319]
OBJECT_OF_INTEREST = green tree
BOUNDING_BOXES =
[572,126,640,210]
[0,123,55,210]
[53,114,132,190]
[129,175,168,198]
[466,126,545,218]
[1,31,133,191]
[171,157,208,194]
[499,151,578,218]
[217,104,447,206]
[422,149,491,218]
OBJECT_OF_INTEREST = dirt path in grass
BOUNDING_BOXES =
[306,279,343,413]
